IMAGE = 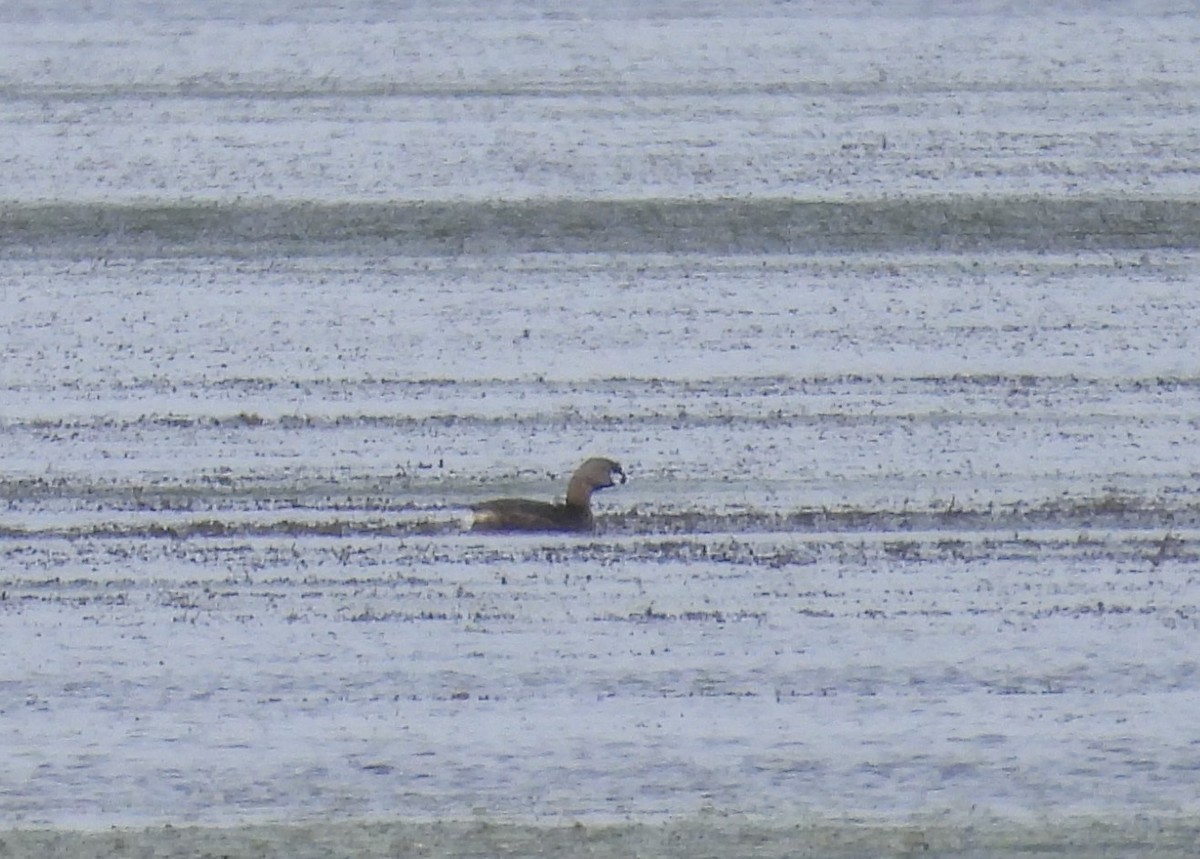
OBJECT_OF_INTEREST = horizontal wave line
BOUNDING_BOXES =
[4,197,1199,256]
[2,499,1197,543]
[2,78,1181,104]
[8,373,1200,402]
[5,410,1189,435]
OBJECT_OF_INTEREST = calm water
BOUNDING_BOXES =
[3,1,1200,855]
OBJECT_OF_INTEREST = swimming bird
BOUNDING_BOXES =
[470,457,626,533]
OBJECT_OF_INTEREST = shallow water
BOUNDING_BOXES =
[3,1,1200,855]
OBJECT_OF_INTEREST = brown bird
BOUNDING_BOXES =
[470,457,626,533]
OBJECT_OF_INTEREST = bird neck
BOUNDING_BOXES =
[565,477,594,508]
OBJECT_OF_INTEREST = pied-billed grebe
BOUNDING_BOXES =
[470,457,626,533]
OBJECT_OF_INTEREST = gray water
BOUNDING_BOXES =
[3,1,1200,856]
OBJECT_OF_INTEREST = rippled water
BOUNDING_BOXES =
[3,1,1200,855]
